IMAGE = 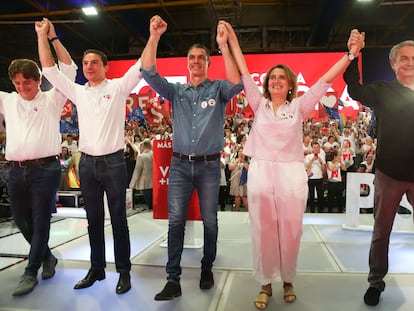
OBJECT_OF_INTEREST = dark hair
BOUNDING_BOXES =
[262,64,297,101]
[188,43,210,66]
[357,163,367,172]
[236,134,245,144]
[83,49,108,66]
[8,59,41,81]
[326,150,338,162]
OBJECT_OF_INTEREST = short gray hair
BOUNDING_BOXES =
[389,40,414,62]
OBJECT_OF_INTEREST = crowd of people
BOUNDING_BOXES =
[1,12,413,310]
[57,107,377,216]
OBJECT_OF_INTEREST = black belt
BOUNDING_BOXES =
[172,152,220,162]
[10,155,59,168]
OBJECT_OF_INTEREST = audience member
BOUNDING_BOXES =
[59,146,72,191]
[61,133,78,155]
[228,147,249,211]
[304,141,326,213]
[326,150,346,213]
[129,139,153,210]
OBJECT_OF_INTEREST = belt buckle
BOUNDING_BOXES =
[188,154,196,162]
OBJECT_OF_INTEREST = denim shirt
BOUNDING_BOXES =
[141,66,243,155]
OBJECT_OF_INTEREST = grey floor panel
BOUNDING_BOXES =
[134,238,255,270]
[325,243,370,273]
[314,225,373,244]
[216,223,251,241]
[0,257,24,270]
[54,215,167,263]
[0,220,20,238]
[1,211,414,311]
[217,271,414,311]
[298,242,341,272]
[0,259,226,311]
[301,225,322,243]
[0,232,29,256]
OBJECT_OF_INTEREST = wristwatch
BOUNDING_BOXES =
[346,51,357,61]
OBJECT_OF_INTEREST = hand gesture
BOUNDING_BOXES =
[216,21,228,47]
[47,19,57,40]
[219,21,237,45]
[34,18,49,37]
[149,15,167,38]
[347,29,365,55]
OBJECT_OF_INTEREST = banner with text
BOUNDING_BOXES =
[107,52,362,123]
[152,139,201,220]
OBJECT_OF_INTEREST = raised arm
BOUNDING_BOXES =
[35,18,56,68]
[319,29,365,83]
[46,19,72,65]
[219,21,250,78]
[216,22,240,84]
[141,15,167,69]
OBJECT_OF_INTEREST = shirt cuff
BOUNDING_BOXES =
[140,65,157,76]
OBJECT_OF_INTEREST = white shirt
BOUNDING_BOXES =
[61,139,78,154]
[42,60,142,156]
[304,152,326,179]
[0,61,77,161]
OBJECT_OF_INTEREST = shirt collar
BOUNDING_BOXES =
[184,78,212,90]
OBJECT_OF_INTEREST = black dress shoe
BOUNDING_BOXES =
[364,287,381,306]
[74,268,105,289]
[154,282,182,300]
[116,271,131,294]
[200,270,214,289]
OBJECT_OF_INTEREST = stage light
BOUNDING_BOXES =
[82,6,98,16]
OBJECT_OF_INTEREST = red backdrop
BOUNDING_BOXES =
[106,52,363,124]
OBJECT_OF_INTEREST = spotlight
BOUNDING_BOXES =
[82,6,98,16]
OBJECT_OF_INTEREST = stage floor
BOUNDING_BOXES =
[0,210,413,311]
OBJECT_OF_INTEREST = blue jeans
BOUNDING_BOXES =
[79,150,131,272]
[166,156,220,283]
[8,160,60,276]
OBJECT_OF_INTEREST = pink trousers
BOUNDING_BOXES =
[247,159,308,285]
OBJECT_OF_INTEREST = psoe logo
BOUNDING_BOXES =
[156,140,172,149]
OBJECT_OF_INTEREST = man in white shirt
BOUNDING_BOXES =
[304,141,327,213]
[0,18,77,296]
[37,18,143,295]
[61,133,78,155]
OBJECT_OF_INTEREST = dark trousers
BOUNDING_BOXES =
[307,178,325,213]
[327,181,344,213]
[80,150,131,272]
[218,185,228,211]
[8,161,60,276]
[143,188,153,210]
[368,169,414,291]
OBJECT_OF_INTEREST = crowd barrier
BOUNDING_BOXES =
[344,172,414,232]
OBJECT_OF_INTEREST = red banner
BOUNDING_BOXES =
[106,52,363,122]
[152,140,201,220]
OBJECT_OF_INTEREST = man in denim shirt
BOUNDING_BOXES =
[141,15,243,300]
